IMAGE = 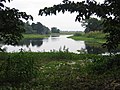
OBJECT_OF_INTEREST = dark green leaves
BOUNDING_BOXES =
[39,0,120,52]
[0,3,4,7]
[0,6,33,45]
[39,0,94,21]
[0,0,11,2]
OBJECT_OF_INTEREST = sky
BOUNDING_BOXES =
[5,0,104,31]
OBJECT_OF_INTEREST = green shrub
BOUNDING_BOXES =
[85,31,106,39]
[0,52,120,89]
[0,52,38,86]
[86,55,120,74]
[74,33,83,36]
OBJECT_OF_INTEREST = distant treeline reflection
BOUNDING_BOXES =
[85,42,120,54]
[18,38,43,47]
[10,37,120,54]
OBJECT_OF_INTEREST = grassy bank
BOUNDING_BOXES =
[69,31,106,43]
[23,34,49,39]
[0,52,120,89]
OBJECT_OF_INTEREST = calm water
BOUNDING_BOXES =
[1,35,120,54]
[1,35,86,53]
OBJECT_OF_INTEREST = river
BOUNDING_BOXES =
[1,35,120,54]
[1,35,86,53]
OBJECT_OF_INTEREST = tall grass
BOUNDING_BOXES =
[0,52,120,89]
[23,34,49,39]
[69,31,106,43]
[0,52,38,88]
[85,31,106,39]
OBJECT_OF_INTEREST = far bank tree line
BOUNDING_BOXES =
[81,18,103,33]
[24,17,104,35]
[24,22,60,34]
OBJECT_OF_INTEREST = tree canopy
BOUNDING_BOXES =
[51,27,60,33]
[24,22,50,34]
[0,0,33,45]
[39,0,120,52]
[81,18,103,33]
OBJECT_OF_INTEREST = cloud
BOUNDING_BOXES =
[4,0,104,31]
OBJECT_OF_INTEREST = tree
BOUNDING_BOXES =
[36,22,44,34]
[24,21,33,34]
[0,0,33,46]
[43,26,50,34]
[81,18,103,33]
[39,0,120,52]
[31,22,50,34]
[51,27,60,33]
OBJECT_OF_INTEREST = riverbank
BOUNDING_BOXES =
[68,31,106,43]
[0,52,120,89]
[23,34,49,39]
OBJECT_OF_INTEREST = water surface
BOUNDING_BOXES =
[1,35,86,53]
[2,35,120,54]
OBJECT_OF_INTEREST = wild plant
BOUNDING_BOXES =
[0,51,38,86]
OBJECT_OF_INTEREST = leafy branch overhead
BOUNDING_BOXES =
[0,0,11,7]
[39,0,120,52]
[0,0,33,45]
[39,0,107,21]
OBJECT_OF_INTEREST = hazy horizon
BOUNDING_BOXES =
[5,0,104,31]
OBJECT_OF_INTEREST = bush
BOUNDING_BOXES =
[0,52,38,86]
[74,33,83,36]
[86,55,120,74]
[85,31,105,39]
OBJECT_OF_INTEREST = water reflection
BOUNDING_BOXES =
[1,35,86,53]
[51,33,60,37]
[85,42,120,54]
[85,42,107,54]
[39,35,85,53]
[18,38,43,47]
[1,35,120,54]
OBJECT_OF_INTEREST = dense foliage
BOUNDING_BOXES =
[24,22,50,34]
[51,27,60,33]
[0,52,120,89]
[39,0,120,52]
[0,0,120,89]
[70,31,106,43]
[0,0,33,46]
[81,18,103,33]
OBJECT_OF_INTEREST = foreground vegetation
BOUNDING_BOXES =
[69,31,106,43]
[1,0,120,89]
[0,51,120,89]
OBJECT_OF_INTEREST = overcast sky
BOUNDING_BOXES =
[5,0,104,31]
